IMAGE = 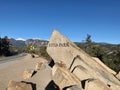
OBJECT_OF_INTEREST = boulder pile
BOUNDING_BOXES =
[7,61,45,90]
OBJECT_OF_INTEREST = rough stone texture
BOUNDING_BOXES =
[65,85,83,90]
[7,80,32,90]
[52,64,81,90]
[56,61,67,68]
[52,63,58,76]
[47,30,120,89]
[52,62,67,76]
[116,71,120,80]
[85,79,110,90]
[22,69,35,79]
[92,57,116,75]
[109,84,120,90]
[35,62,43,70]
[72,66,93,81]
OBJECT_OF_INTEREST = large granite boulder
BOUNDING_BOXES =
[47,30,120,90]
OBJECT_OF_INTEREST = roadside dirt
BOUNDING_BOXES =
[0,54,52,90]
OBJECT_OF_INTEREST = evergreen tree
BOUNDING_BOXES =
[86,34,92,44]
[1,36,11,56]
[85,34,92,52]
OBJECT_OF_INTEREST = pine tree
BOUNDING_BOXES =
[85,34,92,51]
[1,36,11,56]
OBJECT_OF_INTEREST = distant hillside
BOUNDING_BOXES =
[75,42,120,54]
[25,39,48,47]
[9,38,119,54]
[9,38,119,53]
[10,38,26,47]
[75,42,120,72]
[9,38,49,48]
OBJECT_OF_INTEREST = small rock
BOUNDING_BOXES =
[22,69,35,79]
[35,62,43,70]
[7,80,32,90]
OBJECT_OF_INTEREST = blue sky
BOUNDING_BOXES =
[0,0,120,44]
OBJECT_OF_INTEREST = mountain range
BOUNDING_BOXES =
[9,38,120,51]
[9,38,49,47]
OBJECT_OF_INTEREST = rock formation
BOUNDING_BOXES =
[6,30,120,90]
[47,30,120,90]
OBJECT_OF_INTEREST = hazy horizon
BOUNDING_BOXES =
[1,35,119,45]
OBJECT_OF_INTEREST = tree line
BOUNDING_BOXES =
[0,36,14,56]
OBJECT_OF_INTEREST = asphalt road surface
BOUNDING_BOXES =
[0,53,28,64]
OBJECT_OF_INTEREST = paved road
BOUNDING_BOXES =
[0,53,28,64]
